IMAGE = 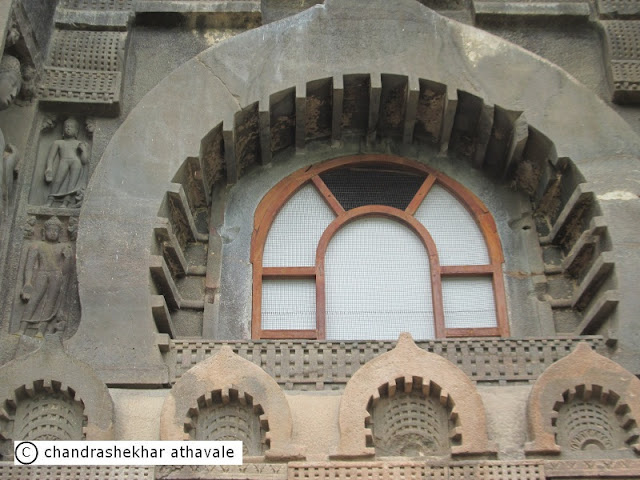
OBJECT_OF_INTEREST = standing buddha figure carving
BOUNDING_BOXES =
[45,117,89,208]
[19,216,73,336]
[0,54,21,224]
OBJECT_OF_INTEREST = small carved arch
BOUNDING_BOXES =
[184,388,269,456]
[160,346,304,460]
[0,380,87,444]
[366,376,459,457]
[0,337,114,459]
[553,385,638,454]
[526,342,640,455]
[334,333,495,458]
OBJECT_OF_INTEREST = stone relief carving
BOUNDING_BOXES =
[0,335,115,459]
[44,118,89,208]
[30,116,92,208]
[0,54,22,226]
[13,390,85,441]
[526,342,640,455]
[187,392,266,456]
[556,396,626,453]
[369,388,451,456]
[160,346,304,461]
[335,333,495,458]
[16,217,74,337]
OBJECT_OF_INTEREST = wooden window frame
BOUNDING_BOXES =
[251,154,509,340]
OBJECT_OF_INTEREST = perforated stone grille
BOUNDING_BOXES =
[370,391,450,456]
[38,68,121,103]
[603,20,640,59]
[287,462,544,480]
[192,402,264,455]
[50,31,124,71]
[0,466,152,479]
[168,337,606,389]
[60,0,133,10]
[612,60,640,89]
[14,392,84,441]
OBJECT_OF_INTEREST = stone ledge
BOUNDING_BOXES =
[54,9,133,30]
[135,0,261,14]
[473,1,591,19]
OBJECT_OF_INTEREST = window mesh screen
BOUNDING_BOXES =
[319,166,426,211]
[414,184,489,266]
[325,217,434,340]
[263,183,336,267]
[442,276,497,329]
[262,278,316,330]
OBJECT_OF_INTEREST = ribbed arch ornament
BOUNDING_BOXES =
[251,155,508,340]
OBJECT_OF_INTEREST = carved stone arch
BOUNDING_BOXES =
[0,336,114,458]
[1,380,87,442]
[160,346,304,460]
[72,0,640,384]
[526,342,640,455]
[335,333,495,458]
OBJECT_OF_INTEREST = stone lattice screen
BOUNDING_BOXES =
[166,336,606,389]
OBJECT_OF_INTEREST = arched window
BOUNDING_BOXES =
[251,155,508,340]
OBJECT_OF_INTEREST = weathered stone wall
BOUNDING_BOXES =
[0,0,640,478]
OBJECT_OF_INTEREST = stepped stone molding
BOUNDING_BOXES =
[160,346,304,461]
[167,336,606,389]
[526,342,640,455]
[0,335,114,458]
[334,333,495,458]
[75,0,640,384]
[152,74,619,348]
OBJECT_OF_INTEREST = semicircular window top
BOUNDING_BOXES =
[251,155,508,340]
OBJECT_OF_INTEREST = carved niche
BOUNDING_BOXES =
[526,342,640,456]
[555,387,631,453]
[12,387,85,442]
[0,380,86,459]
[0,336,115,459]
[185,389,266,456]
[368,379,453,457]
[11,215,79,337]
[160,346,304,460]
[336,333,495,458]
[29,116,93,209]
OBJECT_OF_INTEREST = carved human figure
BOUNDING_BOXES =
[0,54,21,111]
[19,217,73,336]
[45,118,89,208]
[0,55,22,222]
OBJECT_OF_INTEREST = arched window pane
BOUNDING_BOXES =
[325,217,434,340]
[441,277,497,329]
[262,278,316,330]
[263,183,336,267]
[414,185,489,266]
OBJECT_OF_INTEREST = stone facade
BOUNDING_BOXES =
[1,0,640,478]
